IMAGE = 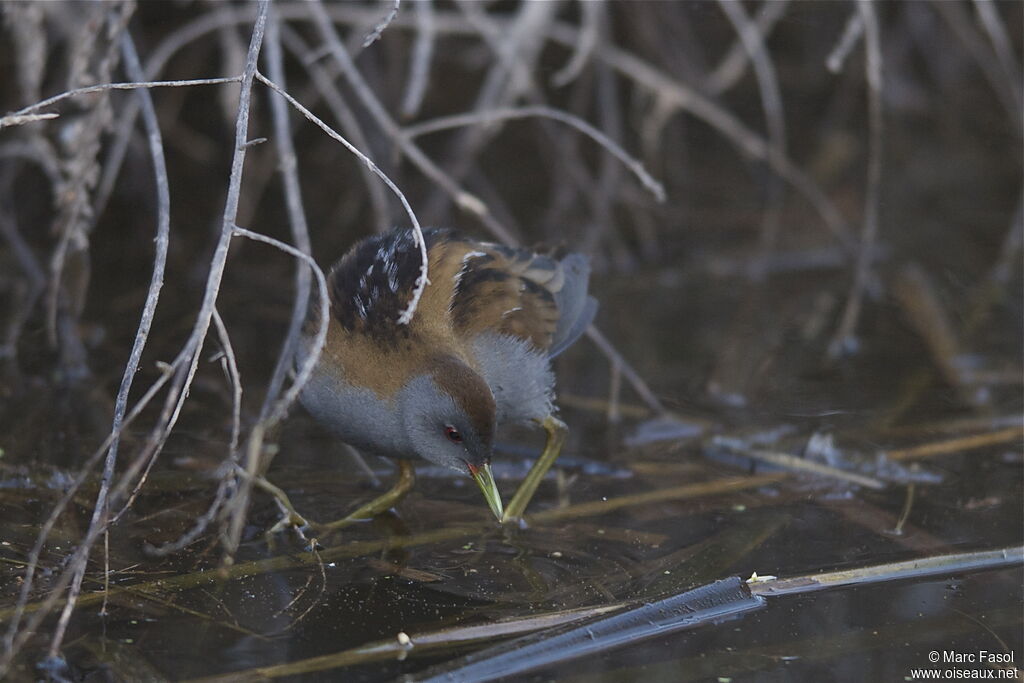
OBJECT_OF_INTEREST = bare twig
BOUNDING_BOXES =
[307,0,515,244]
[361,0,401,49]
[718,0,787,276]
[886,427,1024,462]
[401,0,435,118]
[253,70,429,324]
[212,308,243,454]
[220,226,330,558]
[826,11,865,74]
[7,76,241,120]
[49,25,175,660]
[550,0,601,88]
[1,5,272,671]
[403,105,666,203]
[278,24,391,233]
[259,9,314,420]
[0,112,59,129]
[706,0,790,95]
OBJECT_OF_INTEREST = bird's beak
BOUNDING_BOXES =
[467,462,503,520]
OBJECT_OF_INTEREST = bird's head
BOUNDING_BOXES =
[399,355,502,519]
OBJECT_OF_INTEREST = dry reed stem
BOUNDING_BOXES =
[0,472,784,623]
[187,545,1024,681]
[828,1,884,358]
[885,426,1024,462]
[2,3,1016,674]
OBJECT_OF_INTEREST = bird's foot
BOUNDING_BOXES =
[266,511,321,552]
[246,472,321,551]
[501,415,567,524]
[312,460,416,539]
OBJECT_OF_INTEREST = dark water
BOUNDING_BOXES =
[1,1,1022,681]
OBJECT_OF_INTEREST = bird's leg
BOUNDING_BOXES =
[314,459,416,535]
[502,415,567,523]
[249,473,317,547]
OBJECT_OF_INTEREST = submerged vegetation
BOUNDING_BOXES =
[0,1,1020,680]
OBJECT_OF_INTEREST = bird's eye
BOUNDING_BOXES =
[444,425,463,443]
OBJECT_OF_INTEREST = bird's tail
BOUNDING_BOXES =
[548,253,597,358]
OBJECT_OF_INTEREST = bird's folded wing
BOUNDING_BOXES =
[432,236,564,352]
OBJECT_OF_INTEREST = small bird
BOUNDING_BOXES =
[297,227,596,523]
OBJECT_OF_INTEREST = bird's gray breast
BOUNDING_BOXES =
[297,354,409,458]
[472,332,554,425]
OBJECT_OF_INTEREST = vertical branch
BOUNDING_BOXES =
[254,71,430,324]
[218,6,319,562]
[706,0,790,95]
[307,0,516,245]
[970,0,1023,118]
[829,0,884,358]
[44,25,173,661]
[401,0,435,118]
[550,0,601,88]
[361,0,401,48]
[89,30,172,548]
[279,24,392,233]
[718,0,788,277]
[40,0,270,662]
[259,8,313,420]
[45,2,134,377]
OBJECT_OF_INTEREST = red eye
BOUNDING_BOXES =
[444,425,463,443]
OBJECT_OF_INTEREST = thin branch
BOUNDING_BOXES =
[718,0,788,275]
[542,22,856,253]
[1,4,272,669]
[550,0,601,88]
[254,70,429,324]
[212,307,243,454]
[306,0,515,245]
[401,0,435,118]
[826,11,865,74]
[585,326,666,416]
[6,76,241,119]
[47,28,177,661]
[0,112,58,129]
[220,225,330,558]
[706,0,790,95]
[259,8,314,420]
[403,105,666,203]
[278,24,392,233]
[361,0,401,49]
